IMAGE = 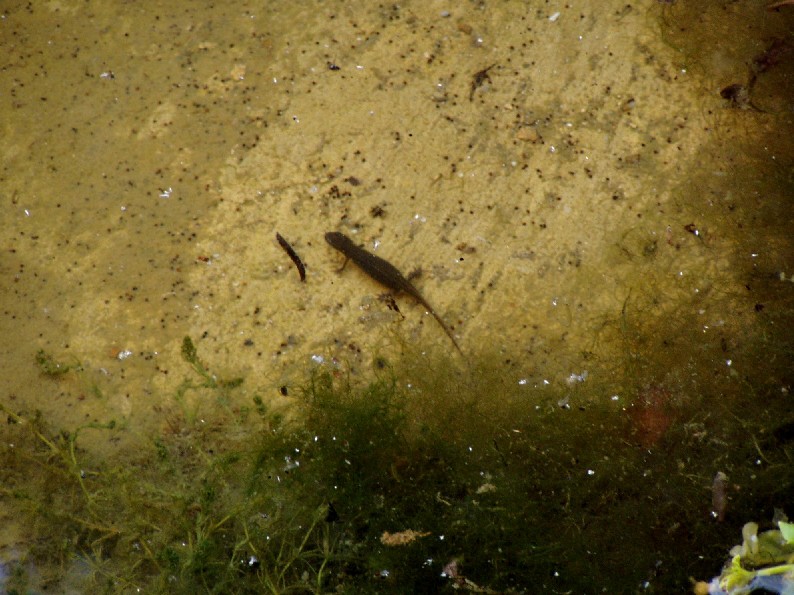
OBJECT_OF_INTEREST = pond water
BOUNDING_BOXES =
[1,1,792,592]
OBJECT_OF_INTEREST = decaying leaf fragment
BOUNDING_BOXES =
[380,529,431,546]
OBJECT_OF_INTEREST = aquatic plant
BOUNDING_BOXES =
[2,332,793,593]
[695,519,794,594]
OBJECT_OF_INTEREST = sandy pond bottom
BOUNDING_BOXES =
[1,0,792,593]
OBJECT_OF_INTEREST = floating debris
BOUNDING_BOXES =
[711,471,728,522]
[380,530,430,546]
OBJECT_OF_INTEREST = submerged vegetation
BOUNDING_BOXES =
[2,328,793,593]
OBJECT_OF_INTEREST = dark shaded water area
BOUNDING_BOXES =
[2,320,793,592]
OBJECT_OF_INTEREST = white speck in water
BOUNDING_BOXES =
[587,469,595,476]
[117,349,133,361]
[549,11,560,21]
[610,395,619,401]
[311,354,325,364]
[158,187,172,198]
[549,145,556,153]
[518,378,528,385]
[726,359,732,367]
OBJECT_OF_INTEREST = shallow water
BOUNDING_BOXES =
[1,1,792,592]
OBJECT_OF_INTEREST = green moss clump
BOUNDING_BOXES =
[35,349,82,377]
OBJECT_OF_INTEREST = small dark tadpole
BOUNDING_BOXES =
[325,501,340,523]
[470,64,495,101]
[683,223,700,237]
[276,232,306,282]
[720,83,746,102]
[719,83,763,112]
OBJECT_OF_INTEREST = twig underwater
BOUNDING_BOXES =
[276,232,306,282]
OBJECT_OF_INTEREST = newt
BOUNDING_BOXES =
[324,231,463,355]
